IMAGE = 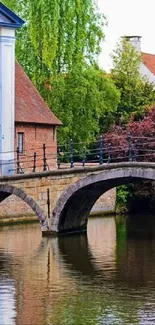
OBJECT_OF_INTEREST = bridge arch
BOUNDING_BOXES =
[0,184,47,226]
[51,166,155,234]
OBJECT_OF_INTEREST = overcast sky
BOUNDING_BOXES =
[97,0,155,71]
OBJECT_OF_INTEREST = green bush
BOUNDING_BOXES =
[116,184,134,213]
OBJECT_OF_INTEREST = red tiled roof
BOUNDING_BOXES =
[141,52,155,75]
[15,62,62,125]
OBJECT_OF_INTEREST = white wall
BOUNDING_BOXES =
[140,62,155,85]
[0,28,15,175]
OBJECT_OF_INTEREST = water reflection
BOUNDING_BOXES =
[0,216,155,324]
[116,214,155,288]
[0,279,16,325]
[58,216,117,282]
[58,234,97,276]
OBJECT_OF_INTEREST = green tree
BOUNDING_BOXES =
[111,37,155,123]
[3,0,105,77]
[3,0,120,145]
[49,63,120,145]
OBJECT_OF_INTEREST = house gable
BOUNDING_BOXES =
[0,2,24,28]
[140,61,155,84]
[140,52,155,84]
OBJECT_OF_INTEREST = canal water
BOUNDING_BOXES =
[0,215,155,325]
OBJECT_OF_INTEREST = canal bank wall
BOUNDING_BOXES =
[0,188,116,225]
[91,188,116,216]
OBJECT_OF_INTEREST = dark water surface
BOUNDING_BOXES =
[0,215,155,325]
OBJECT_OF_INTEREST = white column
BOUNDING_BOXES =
[0,28,15,175]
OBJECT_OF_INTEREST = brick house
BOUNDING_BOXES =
[15,62,62,172]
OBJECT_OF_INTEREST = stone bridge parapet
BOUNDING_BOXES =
[0,162,154,235]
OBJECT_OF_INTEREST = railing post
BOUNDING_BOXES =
[32,152,37,172]
[107,143,111,163]
[57,148,61,169]
[133,139,138,161]
[47,188,50,219]
[43,143,47,171]
[127,133,132,162]
[70,139,74,168]
[16,146,20,174]
[82,147,86,167]
[99,135,103,165]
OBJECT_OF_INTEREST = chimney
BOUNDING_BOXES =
[0,3,24,175]
[124,35,142,52]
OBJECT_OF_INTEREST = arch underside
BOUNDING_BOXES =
[0,184,46,225]
[53,167,155,234]
[58,176,140,233]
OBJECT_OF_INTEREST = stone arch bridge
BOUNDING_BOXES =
[0,162,155,236]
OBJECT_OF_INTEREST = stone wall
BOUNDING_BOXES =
[91,188,116,215]
[0,188,116,222]
[0,195,34,218]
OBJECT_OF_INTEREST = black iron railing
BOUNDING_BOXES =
[0,135,155,175]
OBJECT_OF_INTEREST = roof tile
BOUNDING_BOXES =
[142,52,155,75]
[15,62,62,126]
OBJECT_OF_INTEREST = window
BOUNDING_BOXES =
[18,132,24,154]
[53,126,56,141]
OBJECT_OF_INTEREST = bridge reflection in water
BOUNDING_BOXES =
[0,216,155,324]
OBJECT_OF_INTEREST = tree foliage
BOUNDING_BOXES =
[111,37,155,123]
[29,0,104,72]
[48,63,120,145]
[3,0,105,76]
[3,0,121,145]
[103,107,155,162]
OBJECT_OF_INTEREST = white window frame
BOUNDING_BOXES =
[18,132,24,154]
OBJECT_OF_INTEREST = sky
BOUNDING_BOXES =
[97,0,155,71]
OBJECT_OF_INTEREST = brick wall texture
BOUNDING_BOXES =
[15,123,58,172]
